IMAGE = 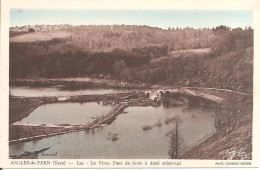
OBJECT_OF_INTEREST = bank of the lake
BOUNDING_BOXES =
[10,78,150,90]
[180,89,253,160]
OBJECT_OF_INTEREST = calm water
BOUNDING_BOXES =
[10,86,131,97]
[13,102,113,126]
[10,103,216,159]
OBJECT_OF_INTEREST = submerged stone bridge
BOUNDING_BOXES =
[144,87,224,103]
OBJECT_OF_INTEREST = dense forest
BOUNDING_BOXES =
[10,25,254,93]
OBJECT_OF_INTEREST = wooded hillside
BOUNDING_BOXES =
[9,25,254,93]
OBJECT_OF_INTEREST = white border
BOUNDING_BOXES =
[0,0,259,168]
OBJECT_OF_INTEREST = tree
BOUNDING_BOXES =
[112,60,131,80]
[28,28,35,32]
[213,25,230,35]
[166,117,185,159]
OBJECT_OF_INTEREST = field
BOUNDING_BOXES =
[170,48,211,55]
[10,31,71,42]
[150,48,211,63]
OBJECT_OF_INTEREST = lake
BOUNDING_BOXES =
[10,102,216,159]
[9,86,131,97]
[13,102,113,126]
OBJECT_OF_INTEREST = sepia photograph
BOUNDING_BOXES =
[0,0,259,168]
[8,9,254,160]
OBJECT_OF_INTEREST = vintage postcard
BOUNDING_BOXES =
[0,0,259,168]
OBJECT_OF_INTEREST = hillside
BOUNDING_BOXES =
[10,25,212,52]
[9,25,253,93]
[130,47,253,93]
[181,90,253,160]
[10,31,71,42]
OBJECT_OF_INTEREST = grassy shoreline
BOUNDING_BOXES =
[10,78,150,90]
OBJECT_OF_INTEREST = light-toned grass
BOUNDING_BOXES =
[170,48,211,55]
[10,31,71,42]
[150,48,211,64]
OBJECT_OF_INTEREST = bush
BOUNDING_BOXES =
[142,125,153,131]
[111,134,119,141]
